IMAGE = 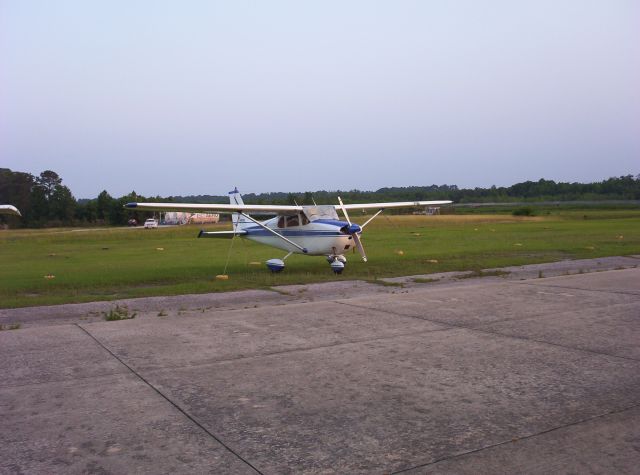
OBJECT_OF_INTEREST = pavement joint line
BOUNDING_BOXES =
[516,281,640,297]
[334,299,575,332]
[338,292,592,328]
[335,299,573,339]
[1,370,130,391]
[138,326,454,375]
[73,323,264,475]
[337,300,640,364]
[391,400,640,474]
[460,299,640,329]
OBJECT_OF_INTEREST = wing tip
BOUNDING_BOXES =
[0,205,22,216]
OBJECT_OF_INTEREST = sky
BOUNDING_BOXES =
[1,1,639,199]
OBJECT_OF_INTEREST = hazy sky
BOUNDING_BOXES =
[1,1,638,198]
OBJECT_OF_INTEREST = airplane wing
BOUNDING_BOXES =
[124,202,302,215]
[125,200,453,214]
[337,200,452,211]
[0,205,21,216]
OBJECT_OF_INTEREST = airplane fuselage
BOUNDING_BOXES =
[243,218,354,256]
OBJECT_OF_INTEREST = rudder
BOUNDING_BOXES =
[229,187,251,231]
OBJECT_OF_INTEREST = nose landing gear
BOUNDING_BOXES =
[326,254,347,274]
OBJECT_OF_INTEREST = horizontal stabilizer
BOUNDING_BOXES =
[197,230,247,238]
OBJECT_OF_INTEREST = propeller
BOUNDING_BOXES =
[338,197,368,262]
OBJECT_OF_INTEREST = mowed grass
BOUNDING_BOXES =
[1,209,639,308]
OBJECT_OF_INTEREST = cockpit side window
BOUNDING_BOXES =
[286,215,299,227]
[278,213,307,228]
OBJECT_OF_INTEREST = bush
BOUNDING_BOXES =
[512,207,535,216]
[103,305,136,321]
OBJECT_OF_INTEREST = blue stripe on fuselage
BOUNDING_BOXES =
[313,219,350,227]
[245,229,343,237]
[239,220,351,237]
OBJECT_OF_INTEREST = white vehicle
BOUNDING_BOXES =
[126,188,452,273]
[143,218,158,229]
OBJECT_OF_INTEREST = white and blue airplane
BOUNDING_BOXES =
[125,189,451,273]
[0,205,21,216]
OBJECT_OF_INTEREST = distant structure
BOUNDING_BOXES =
[189,213,220,224]
[413,206,441,215]
[162,212,220,225]
[162,212,191,225]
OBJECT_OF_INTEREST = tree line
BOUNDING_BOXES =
[0,168,141,227]
[1,167,639,227]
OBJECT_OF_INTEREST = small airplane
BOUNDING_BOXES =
[0,205,21,216]
[125,189,452,273]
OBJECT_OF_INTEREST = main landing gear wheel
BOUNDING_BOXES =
[265,252,293,273]
[266,259,285,273]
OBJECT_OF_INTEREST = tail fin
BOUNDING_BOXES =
[229,187,252,231]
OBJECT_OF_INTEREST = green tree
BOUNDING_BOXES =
[50,185,76,223]
[28,185,48,226]
[36,170,62,199]
[96,190,112,221]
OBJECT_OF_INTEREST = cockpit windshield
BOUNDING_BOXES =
[302,205,339,222]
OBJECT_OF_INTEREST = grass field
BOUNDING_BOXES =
[1,209,639,308]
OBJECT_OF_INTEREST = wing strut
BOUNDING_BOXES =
[361,209,384,229]
[239,213,308,254]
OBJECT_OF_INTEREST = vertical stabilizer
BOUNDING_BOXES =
[229,188,251,232]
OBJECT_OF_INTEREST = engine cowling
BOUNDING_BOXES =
[340,223,362,235]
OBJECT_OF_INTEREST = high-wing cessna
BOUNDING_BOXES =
[125,189,451,273]
[0,205,21,216]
